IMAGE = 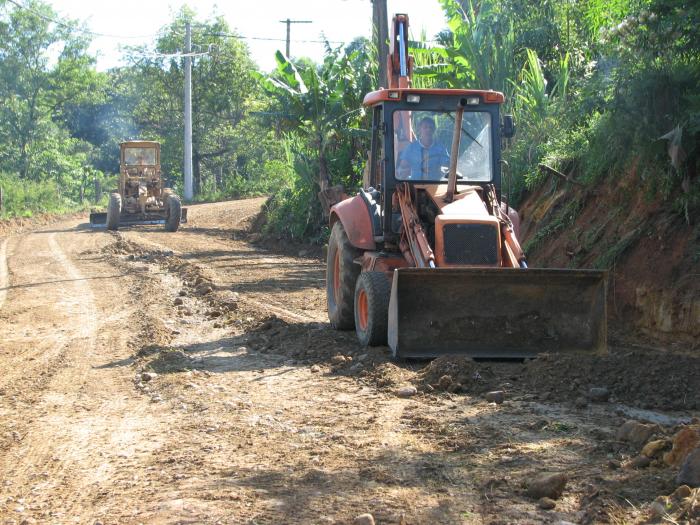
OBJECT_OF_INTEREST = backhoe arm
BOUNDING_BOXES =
[396,183,435,268]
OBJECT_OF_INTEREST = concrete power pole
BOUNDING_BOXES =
[372,0,389,88]
[183,21,194,201]
[279,18,312,58]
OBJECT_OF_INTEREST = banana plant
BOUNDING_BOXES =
[420,0,516,96]
[255,44,373,192]
[513,48,570,126]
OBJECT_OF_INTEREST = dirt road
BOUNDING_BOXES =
[1,198,698,524]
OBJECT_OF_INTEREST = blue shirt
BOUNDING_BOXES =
[398,141,450,180]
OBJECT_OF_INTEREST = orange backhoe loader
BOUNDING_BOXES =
[326,14,607,358]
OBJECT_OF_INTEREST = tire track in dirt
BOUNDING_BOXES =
[0,231,101,518]
[47,232,97,345]
[0,228,168,522]
[0,233,74,398]
[0,238,8,309]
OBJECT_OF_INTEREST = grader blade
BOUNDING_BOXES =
[89,209,187,229]
[388,268,607,359]
[89,212,107,227]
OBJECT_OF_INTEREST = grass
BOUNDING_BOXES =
[594,227,644,270]
[523,196,585,254]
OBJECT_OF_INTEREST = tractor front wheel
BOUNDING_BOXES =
[106,192,121,231]
[326,221,361,330]
[354,271,391,346]
[165,195,181,232]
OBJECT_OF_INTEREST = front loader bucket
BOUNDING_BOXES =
[388,268,607,359]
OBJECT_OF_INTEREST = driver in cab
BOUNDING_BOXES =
[397,117,449,180]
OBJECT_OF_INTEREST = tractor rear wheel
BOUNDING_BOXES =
[354,271,391,346]
[165,195,181,232]
[327,221,361,330]
[106,192,121,231]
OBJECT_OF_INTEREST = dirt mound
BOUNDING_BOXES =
[246,316,360,362]
[144,348,195,374]
[522,349,700,410]
[414,356,505,394]
[361,361,415,388]
[101,236,144,256]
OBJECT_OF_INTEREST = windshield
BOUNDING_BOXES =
[123,147,157,166]
[393,110,492,182]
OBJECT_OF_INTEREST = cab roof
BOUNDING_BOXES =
[362,88,505,107]
[120,140,160,148]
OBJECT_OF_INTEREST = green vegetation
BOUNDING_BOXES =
[256,44,375,239]
[0,0,698,244]
[522,197,585,253]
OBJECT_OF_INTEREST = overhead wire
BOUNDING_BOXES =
[4,0,442,55]
[3,0,350,45]
[3,0,165,39]
[202,31,347,45]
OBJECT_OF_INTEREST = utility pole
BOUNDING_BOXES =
[183,21,193,201]
[372,0,389,88]
[279,18,312,58]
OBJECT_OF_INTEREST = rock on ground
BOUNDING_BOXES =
[623,455,651,469]
[353,513,375,525]
[485,390,505,404]
[396,385,418,398]
[616,420,660,449]
[526,472,568,500]
[538,497,556,509]
[589,387,610,402]
[676,448,700,487]
[641,439,670,458]
[664,426,700,466]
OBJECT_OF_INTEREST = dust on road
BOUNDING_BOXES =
[0,198,698,524]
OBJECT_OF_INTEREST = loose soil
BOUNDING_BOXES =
[0,197,698,524]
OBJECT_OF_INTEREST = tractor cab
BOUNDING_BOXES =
[362,87,513,245]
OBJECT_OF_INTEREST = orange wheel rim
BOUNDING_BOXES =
[357,289,368,330]
[333,251,341,302]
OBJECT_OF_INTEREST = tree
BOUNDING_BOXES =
[257,39,375,193]
[0,0,103,181]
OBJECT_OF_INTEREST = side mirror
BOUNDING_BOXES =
[502,115,515,139]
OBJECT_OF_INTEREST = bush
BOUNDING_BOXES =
[0,173,65,218]
[263,147,329,243]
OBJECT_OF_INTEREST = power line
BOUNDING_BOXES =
[130,51,210,59]
[4,0,439,50]
[203,32,347,45]
[4,0,164,39]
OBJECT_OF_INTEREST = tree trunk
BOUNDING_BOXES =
[318,137,330,191]
[193,150,201,195]
[94,177,101,204]
[215,165,222,190]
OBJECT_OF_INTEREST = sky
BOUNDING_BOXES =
[46,0,449,72]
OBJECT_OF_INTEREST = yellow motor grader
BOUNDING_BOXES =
[90,141,187,231]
